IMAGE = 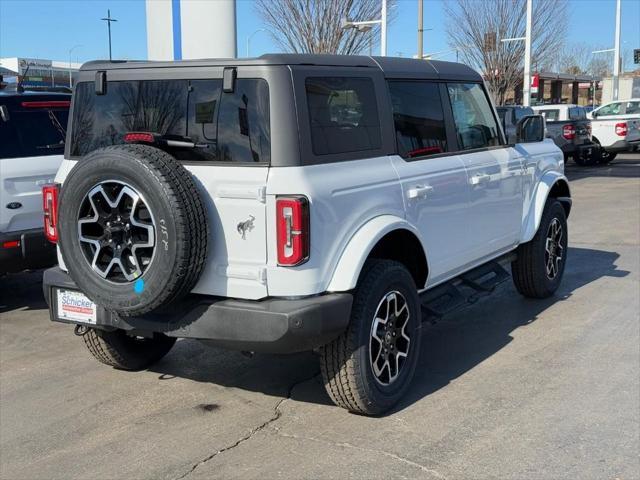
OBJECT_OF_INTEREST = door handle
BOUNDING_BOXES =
[470,173,491,186]
[407,185,433,199]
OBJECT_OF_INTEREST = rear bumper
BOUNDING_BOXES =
[43,267,352,354]
[0,228,56,274]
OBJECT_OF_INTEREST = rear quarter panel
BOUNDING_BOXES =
[265,157,405,296]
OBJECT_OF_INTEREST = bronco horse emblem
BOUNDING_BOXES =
[237,215,255,240]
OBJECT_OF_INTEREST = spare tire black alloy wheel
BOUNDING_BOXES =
[59,145,208,317]
[78,180,156,283]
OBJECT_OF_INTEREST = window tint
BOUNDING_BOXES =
[537,109,560,122]
[388,81,447,158]
[446,83,501,150]
[71,79,270,163]
[0,101,69,159]
[305,77,381,155]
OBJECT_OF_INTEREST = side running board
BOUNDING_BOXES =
[419,259,512,324]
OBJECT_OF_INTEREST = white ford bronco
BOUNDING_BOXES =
[43,55,571,415]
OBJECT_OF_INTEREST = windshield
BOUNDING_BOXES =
[70,79,271,164]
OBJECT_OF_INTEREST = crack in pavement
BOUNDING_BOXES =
[173,371,320,480]
[268,428,449,479]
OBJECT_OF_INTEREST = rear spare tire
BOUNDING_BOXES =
[58,145,208,316]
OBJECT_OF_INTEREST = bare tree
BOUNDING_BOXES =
[255,0,396,55]
[444,0,567,105]
[548,42,613,77]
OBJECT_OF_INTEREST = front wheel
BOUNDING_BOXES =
[82,328,176,370]
[319,260,421,415]
[598,149,617,164]
[512,200,568,298]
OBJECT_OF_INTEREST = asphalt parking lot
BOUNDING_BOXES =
[1,153,639,480]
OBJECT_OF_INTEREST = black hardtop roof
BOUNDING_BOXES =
[80,54,482,82]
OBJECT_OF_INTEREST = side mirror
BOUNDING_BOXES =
[591,110,598,118]
[516,114,545,143]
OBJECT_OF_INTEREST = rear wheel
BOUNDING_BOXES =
[319,260,421,415]
[512,200,568,298]
[83,328,176,370]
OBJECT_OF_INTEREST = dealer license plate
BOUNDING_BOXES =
[56,289,97,324]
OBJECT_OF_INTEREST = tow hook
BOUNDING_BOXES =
[74,324,89,336]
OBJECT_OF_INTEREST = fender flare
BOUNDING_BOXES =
[521,171,571,243]
[326,215,427,292]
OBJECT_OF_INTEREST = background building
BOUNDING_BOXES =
[0,57,81,88]
[145,0,237,61]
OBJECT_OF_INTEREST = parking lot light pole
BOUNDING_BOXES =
[499,0,532,106]
[68,44,82,88]
[246,29,266,58]
[341,0,388,56]
[592,48,615,107]
[523,0,532,107]
[613,0,621,100]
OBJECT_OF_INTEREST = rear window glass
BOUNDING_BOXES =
[388,81,447,158]
[305,77,381,155]
[568,107,586,120]
[70,79,270,163]
[0,100,69,159]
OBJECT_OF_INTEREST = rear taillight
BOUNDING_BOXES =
[615,122,627,137]
[562,124,576,140]
[43,183,60,243]
[276,196,309,266]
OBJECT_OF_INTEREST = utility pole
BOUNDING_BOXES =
[613,0,621,100]
[417,0,424,60]
[522,0,533,107]
[101,9,118,61]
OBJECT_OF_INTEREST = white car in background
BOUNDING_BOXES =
[0,90,69,273]
[588,98,640,160]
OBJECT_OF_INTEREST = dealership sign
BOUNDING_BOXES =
[18,58,52,74]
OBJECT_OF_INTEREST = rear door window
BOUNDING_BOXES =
[305,77,381,155]
[446,83,501,150]
[388,81,447,158]
[71,78,270,163]
[0,100,69,159]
